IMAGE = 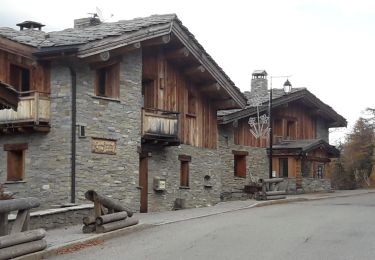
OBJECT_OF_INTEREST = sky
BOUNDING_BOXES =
[1,0,374,144]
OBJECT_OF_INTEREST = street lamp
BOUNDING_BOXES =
[269,76,292,179]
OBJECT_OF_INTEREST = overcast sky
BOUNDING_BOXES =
[1,0,374,144]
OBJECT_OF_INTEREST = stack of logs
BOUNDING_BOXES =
[256,178,286,200]
[0,198,47,260]
[82,190,138,234]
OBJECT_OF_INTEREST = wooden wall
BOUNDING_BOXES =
[142,48,217,149]
[0,49,50,93]
[234,102,316,147]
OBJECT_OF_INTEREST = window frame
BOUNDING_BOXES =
[4,143,28,182]
[232,150,248,178]
[94,62,120,99]
[178,155,191,188]
[9,63,31,93]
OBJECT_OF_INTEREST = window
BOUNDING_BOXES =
[232,151,248,178]
[4,143,28,182]
[10,64,30,92]
[95,63,120,98]
[317,164,324,179]
[178,155,191,187]
[279,158,288,178]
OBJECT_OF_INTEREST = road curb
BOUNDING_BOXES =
[14,224,155,260]
[15,190,375,259]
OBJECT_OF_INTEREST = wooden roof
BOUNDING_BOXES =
[0,81,19,110]
[219,88,347,128]
[269,139,340,158]
[0,14,247,108]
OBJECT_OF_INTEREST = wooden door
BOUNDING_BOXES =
[139,155,148,213]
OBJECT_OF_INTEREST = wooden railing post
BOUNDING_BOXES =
[34,92,39,125]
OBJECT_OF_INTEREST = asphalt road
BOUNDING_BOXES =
[52,193,375,260]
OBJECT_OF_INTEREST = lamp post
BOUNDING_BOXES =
[268,76,292,179]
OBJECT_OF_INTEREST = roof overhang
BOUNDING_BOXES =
[220,89,347,127]
[268,139,340,158]
[32,17,246,110]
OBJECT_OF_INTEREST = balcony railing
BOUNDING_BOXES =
[141,108,180,145]
[0,91,50,130]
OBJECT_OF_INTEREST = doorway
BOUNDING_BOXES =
[279,158,288,178]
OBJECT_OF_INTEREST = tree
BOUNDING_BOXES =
[340,108,375,187]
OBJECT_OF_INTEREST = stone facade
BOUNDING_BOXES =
[0,50,143,210]
[145,144,222,211]
[279,178,332,194]
[218,125,269,200]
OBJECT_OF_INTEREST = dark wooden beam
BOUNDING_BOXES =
[184,65,205,76]
[165,47,189,60]
[142,35,171,47]
[199,83,221,93]
[213,99,237,110]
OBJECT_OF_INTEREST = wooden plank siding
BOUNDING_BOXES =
[142,48,217,149]
[0,50,50,93]
[234,102,316,147]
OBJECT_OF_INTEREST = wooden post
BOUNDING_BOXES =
[11,209,29,234]
[0,213,8,236]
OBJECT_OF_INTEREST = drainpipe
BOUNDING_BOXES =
[69,66,77,204]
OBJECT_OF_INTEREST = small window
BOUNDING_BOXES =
[232,151,248,178]
[95,63,120,98]
[10,64,30,92]
[317,164,324,179]
[187,91,196,115]
[4,143,28,182]
[178,155,191,187]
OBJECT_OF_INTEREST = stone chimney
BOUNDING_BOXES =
[16,21,45,31]
[74,17,101,29]
[251,70,268,97]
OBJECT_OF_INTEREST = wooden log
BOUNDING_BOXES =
[0,239,47,260]
[259,178,284,184]
[82,224,96,234]
[82,216,96,226]
[0,198,40,213]
[96,212,127,225]
[96,218,139,234]
[0,229,46,249]
[265,191,286,196]
[266,195,286,200]
[0,213,8,236]
[85,190,133,217]
[11,209,29,234]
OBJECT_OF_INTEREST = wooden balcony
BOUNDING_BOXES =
[141,108,180,146]
[0,91,50,133]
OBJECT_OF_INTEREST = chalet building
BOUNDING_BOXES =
[218,70,347,194]
[0,15,247,212]
[0,15,346,212]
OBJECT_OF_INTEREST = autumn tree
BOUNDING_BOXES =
[338,108,375,188]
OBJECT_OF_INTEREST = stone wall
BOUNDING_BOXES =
[0,50,143,211]
[279,178,332,193]
[217,125,269,200]
[74,50,142,211]
[145,144,222,212]
[0,65,73,207]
